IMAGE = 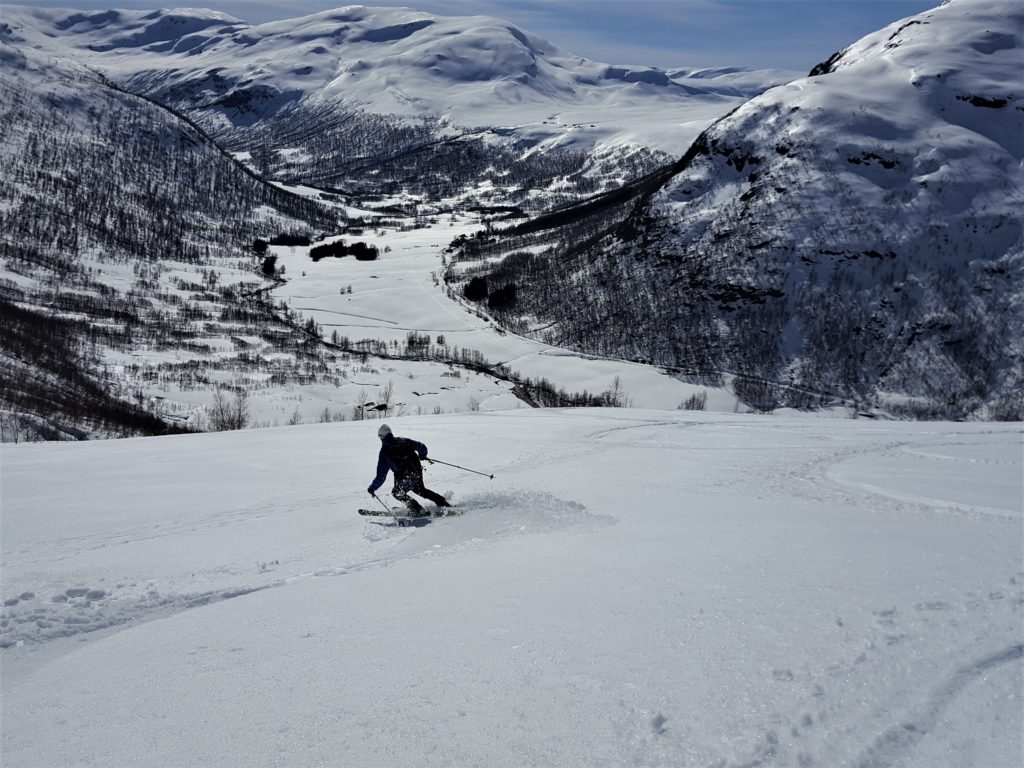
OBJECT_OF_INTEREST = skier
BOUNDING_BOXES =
[367,423,452,516]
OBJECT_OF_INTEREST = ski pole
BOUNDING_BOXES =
[371,492,393,516]
[373,492,404,527]
[428,458,494,479]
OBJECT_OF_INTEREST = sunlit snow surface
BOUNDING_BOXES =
[263,213,732,416]
[2,4,797,156]
[2,411,1021,767]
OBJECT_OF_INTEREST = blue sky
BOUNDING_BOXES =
[16,0,939,69]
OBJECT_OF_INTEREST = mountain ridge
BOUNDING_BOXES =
[3,4,796,154]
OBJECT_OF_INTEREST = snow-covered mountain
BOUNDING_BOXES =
[3,0,1018,435]
[2,5,795,200]
[0,3,802,440]
[450,0,1024,419]
[0,14,727,442]
[4,4,792,143]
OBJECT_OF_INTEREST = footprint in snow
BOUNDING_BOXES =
[650,712,669,736]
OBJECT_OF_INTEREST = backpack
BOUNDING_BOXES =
[385,437,421,475]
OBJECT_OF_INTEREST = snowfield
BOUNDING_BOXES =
[263,212,730,418]
[2,410,1021,767]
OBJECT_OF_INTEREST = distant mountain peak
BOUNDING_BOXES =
[3,3,793,152]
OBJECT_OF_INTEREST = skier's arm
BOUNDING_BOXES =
[367,450,392,493]
[411,439,428,460]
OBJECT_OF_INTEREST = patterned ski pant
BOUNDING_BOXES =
[392,470,448,512]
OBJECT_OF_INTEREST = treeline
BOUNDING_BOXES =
[318,330,631,410]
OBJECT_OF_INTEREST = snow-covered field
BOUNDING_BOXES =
[2,410,1021,767]
[266,213,731,415]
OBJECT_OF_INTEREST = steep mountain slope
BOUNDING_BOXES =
[450,0,1024,419]
[0,35,344,438]
[3,5,794,206]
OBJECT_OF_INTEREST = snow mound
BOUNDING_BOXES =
[456,0,1023,415]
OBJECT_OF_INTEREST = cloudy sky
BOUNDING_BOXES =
[15,0,939,69]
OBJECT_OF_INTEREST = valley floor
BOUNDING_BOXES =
[1,410,1021,767]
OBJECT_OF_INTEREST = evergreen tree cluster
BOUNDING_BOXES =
[309,240,379,261]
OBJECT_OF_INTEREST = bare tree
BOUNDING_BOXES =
[208,387,233,431]
[352,388,369,421]
[209,386,250,431]
[603,376,631,407]
[232,389,250,429]
[377,380,395,418]
[0,412,21,443]
[680,391,707,411]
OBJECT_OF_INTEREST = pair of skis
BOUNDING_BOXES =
[359,457,492,526]
[357,506,462,527]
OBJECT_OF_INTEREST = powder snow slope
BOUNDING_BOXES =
[1,411,1021,767]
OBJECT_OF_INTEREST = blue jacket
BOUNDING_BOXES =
[368,434,428,493]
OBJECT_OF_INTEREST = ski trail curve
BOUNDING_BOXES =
[854,644,1024,768]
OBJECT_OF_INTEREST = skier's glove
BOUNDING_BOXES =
[367,487,374,496]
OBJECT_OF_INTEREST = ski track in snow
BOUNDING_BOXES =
[4,491,343,569]
[0,489,607,650]
[0,583,277,650]
[636,421,1024,524]
[720,582,1024,768]
[854,643,1024,768]
[822,437,1024,521]
[559,418,1024,768]
[2,414,1020,767]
